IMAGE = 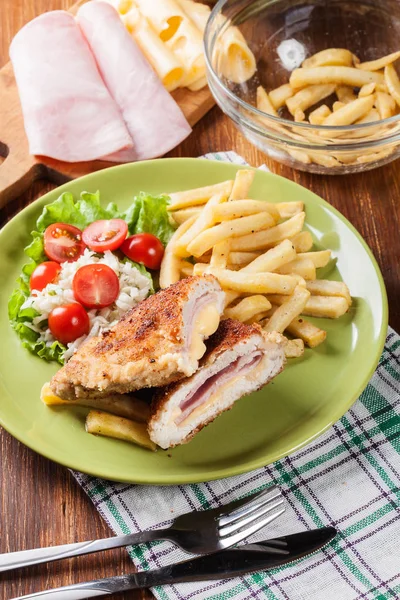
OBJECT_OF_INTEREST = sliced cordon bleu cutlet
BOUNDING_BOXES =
[148,319,286,449]
[50,275,225,400]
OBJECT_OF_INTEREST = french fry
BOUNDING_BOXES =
[302,48,355,68]
[187,212,275,257]
[229,169,255,200]
[224,295,272,322]
[192,262,209,276]
[86,411,156,451]
[264,286,311,333]
[384,64,400,107]
[356,147,395,164]
[333,101,346,111]
[290,275,307,287]
[241,239,297,274]
[357,51,400,72]
[269,83,294,109]
[309,104,332,125]
[288,149,311,164]
[228,251,262,266]
[159,216,196,288]
[290,231,313,252]
[207,268,298,294]
[290,66,384,89]
[321,96,375,130]
[275,201,304,219]
[40,383,150,422]
[224,290,241,308]
[375,91,397,118]
[175,192,226,257]
[167,180,233,210]
[302,295,350,318]
[257,86,278,116]
[170,207,201,225]
[286,84,335,116]
[306,279,351,305]
[286,317,327,348]
[212,200,280,222]
[358,82,376,97]
[180,260,194,277]
[269,292,349,318]
[277,257,316,280]
[336,86,357,103]
[337,108,381,140]
[307,152,342,168]
[297,250,331,267]
[283,337,305,358]
[294,109,306,122]
[210,239,230,269]
[230,212,305,251]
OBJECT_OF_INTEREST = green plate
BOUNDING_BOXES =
[0,159,388,484]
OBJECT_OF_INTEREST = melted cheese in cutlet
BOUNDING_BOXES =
[189,302,221,361]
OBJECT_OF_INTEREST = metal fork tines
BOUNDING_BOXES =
[217,487,285,548]
[0,485,285,573]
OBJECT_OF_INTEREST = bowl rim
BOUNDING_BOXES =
[204,0,400,133]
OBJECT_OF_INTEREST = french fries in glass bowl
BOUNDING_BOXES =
[204,0,400,174]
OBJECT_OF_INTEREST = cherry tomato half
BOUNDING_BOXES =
[48,303,90,344]
[82,219,128,252]
[73,264,119,309]
[30,261,61,292]
[44,223,86,263]
[121,233,164,270]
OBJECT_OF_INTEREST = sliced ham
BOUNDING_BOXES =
[148,320,286,449]
[177,351,263,423]
[77,1,192,161]
[9,11,134,162]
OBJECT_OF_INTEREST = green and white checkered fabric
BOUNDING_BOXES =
[73,152,400,600]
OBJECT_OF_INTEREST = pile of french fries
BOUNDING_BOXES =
[161,169,352,358]
[256,48,400,168]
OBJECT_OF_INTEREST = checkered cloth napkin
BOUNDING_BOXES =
[72,152,400,600]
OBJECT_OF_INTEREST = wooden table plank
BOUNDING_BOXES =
[1,2,399,600]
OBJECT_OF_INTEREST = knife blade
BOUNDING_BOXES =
[12,527,336,600]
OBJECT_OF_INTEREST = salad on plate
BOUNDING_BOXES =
[8,189,174,364]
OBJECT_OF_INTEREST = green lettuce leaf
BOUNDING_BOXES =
[125,192,175,246]
[36,191,122,232]
[8,288,67,364]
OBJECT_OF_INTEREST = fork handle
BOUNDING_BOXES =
[0,529,170,573]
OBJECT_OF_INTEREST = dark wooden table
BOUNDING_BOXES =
[1,1,399,599]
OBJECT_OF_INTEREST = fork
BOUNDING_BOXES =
[0,486,284,573]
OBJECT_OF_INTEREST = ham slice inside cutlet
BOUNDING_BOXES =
[176,351,263,424]
[9,11,134,162]
[77,1,192,161]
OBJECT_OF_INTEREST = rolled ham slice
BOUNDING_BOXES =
[9,11,134,163]
[77,1,192,161]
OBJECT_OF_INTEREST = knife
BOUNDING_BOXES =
[11,527,336,600]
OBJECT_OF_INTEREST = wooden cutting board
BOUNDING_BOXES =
[0,0,215,209]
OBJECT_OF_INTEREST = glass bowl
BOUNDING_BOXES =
[204,0,400,174]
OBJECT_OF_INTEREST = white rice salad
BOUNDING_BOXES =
[21,249,152,361]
